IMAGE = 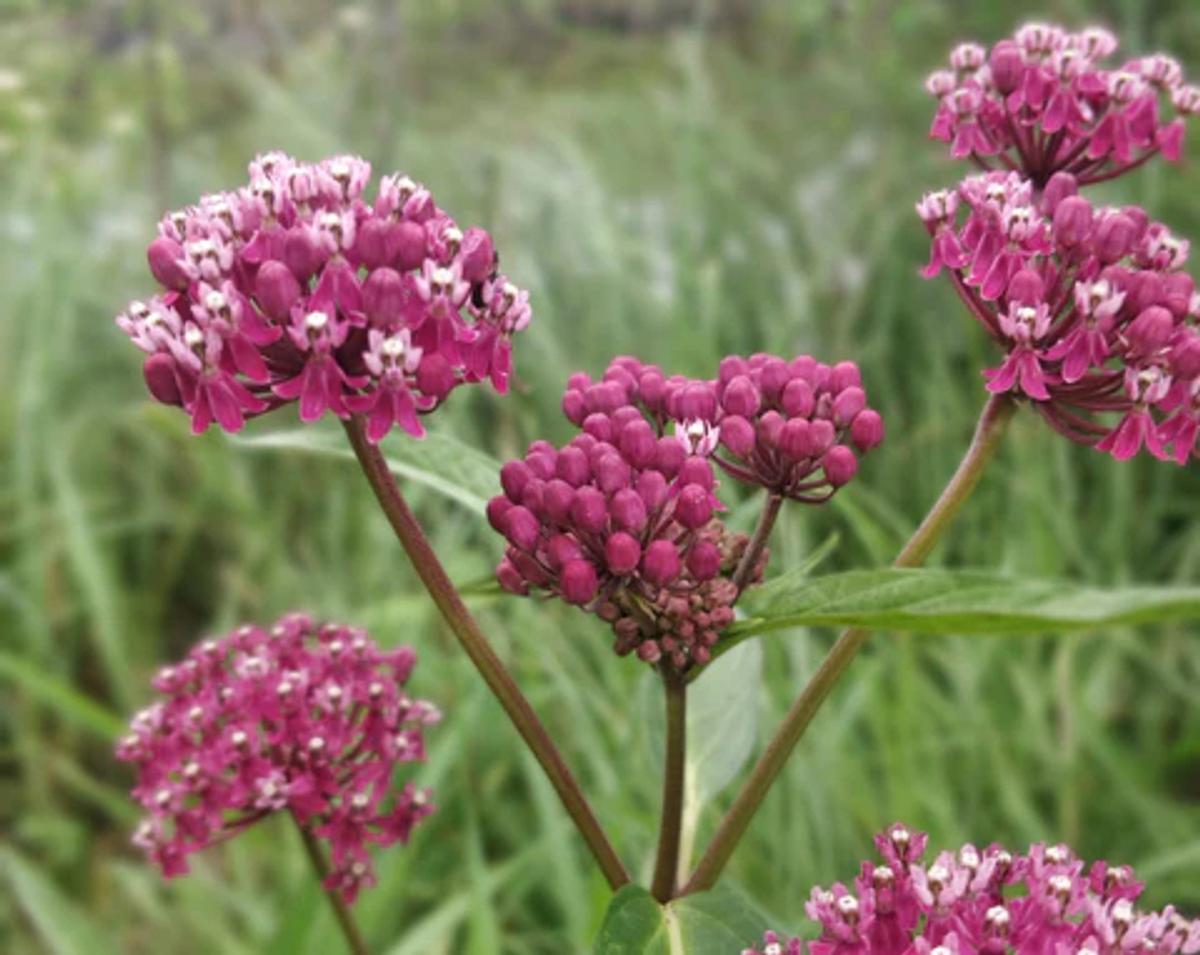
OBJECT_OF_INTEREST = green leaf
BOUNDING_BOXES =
[686,640,761,802]
[0,651,126,739]
[593,885,766,954]
[232,424,501,514]
[0,847,122,955]
[730,567,1200,642]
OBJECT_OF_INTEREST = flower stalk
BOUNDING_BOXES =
[341,415,630,890]
[732,493,783,594]
[650,670,688,902]
[293,813,371,955]
[682,392,1017,894]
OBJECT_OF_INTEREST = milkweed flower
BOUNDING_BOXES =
[115,613,440,903]
[926,24,1198,186]
[743,824,1200,955]
[918,171,1200,463]
[561,355,883,502]
[116,152,530,442]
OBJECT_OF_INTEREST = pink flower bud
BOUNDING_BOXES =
[605,532,642,574]
[638,369,666,409]
[1126,306,1176,356]
[546,534,582,570]
[619,420,658,468]
[363,267,406,327]
[583,413,614,443]
[757,410,785,448]
[562,389,587,425]
[1093,212,1138,263]
[143,353,182,405]
[677,456,714,491]
[255,260,302,322]
[780,378,815,417]
[503,505,540,550]
[686,540,722,581]
[672,381,718,421]
[283,227,324,280]
[810,419,836,454]
[355,218,395,270]
[850,409,885,451]
[1007,269,1045,306]
[497,559,528,595]
[989,40,1024,94]
[1041,171,1079,215]
[415,353,457,400]
[655,437,686,478]
[676,484,713,529]
[637,641,662,663]
[610,488,648,532]
[570,487,608,533]
[1126,270,1163,314]
[500,460,532,502]
[642,540,681,586]
[1053,196,1093,248]
[486,495,513,533]
[778,418,815,459]
[594,454,632,494]
[543,480,576,524]
[718,355,749,383]
[459,228,495,284]
[832,386,867,426]
[394,221,427,271]
[147,237,189,290]
[823,446,858,487]
[759,358,792,398]
[829,361,862,393]
[722,375,761,416]
[719,415,755,457]
[561,559,599,605]
[511,549,549,587]
[1169,332,1200,377]
[636,470,669,511]
[556,446,591,486]
[1162,272,1195,318]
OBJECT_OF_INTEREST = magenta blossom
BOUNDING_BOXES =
[116,152,531,442]
[743,824,1200,955]
[918,170,1200,463]
[927,24,1199,186]
[115,613,440,903]
[561,355,883,503]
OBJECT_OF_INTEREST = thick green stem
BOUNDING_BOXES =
[342,417,630,890]
[293,813,371,955]
[683,393,1017,894]
[651,671,688,902]
[733,492,783,594]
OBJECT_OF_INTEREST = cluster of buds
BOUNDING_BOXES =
[743,823,1200,955]
[918,170,1200,462]
[489,355,881,671]
[116,152,530,442]
[926,23,1198,186]
[116,614,440,903]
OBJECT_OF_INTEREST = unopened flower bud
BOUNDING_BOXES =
[1041,171,1079,215]
[780,378,816,417]
[1126,306,1176,356]
[459,228,495,284]
[676,484,713,529]
[610,488,648,532]
[720,415,755,457]
[503,505,540,550]
[823,446,858,486]
[1093,212,1138,263]
[642,540,681,585]
[605,532,642,574]
[393,221,427,271]
[722,375,761,416]
[143,353,182,405]
[363,267,406,326]
[561,559,599,605]
[1053,196,1093,248]
[1007,268,1045,305]
[687,540,722,581]
[255,260,302,322]
[677,456,715,491]
[147,237,189,290]
[850,409,885,450]
[989,39,1024,94]
[779,418,815,459]
[570,487,608,533]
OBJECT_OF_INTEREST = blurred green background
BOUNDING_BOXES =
[2,0,1199,952]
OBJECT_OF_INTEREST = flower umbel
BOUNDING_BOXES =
[918,171,1200,463]
[117,152,530,442]
[743,824,1200,955]
[927,23,1198,185]
[116,613,439,903]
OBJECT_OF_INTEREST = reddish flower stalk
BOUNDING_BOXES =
[743,823,1200,955]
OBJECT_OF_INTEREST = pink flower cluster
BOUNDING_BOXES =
[116,614,440,903]
[743,824,1200,955]
[918,170,1200,462]
[927,23,1199,185]
[488,355,881,671]
[116,152,530,442]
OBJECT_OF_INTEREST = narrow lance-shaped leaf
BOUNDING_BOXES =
[722,567,1200,651]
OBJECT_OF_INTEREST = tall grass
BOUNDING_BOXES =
[1,2,1198,951]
